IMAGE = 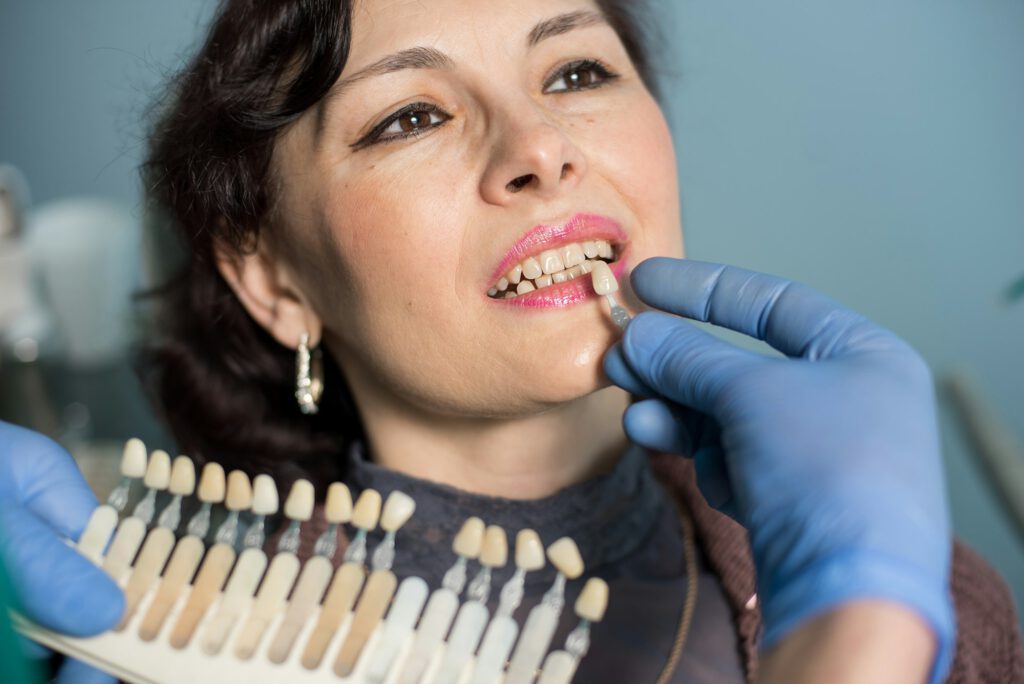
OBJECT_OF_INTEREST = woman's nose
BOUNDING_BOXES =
[479,113,588,205]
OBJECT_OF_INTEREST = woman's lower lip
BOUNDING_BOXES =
[490,257,629,309]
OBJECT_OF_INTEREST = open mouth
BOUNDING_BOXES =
[487,239,622,300]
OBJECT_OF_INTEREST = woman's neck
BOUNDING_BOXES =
[341,377,632,499]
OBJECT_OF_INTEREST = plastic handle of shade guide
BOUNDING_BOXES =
[300,561,366,670]
[537,650,579,684]
[169,543,236,649]
[201,547,269,655]
[267,555,334,664]
[364,576,429,683]
[432,600,489,684]
[504,603,560,684]
[102,517,147,583]
[118,527,177,630]
[333,569,398,677]
[234,552,301,660]
[396,587,460,684]
[77,505,119,563]
[138,535,205,642]
[469,613,520,684]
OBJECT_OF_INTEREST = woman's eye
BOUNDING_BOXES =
[381,107,446,137]
[544,59,619,94]
[357,104,451,148]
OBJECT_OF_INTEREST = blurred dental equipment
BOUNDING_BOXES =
[0,165,144,446]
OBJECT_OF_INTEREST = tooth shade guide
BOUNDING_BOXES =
[201,547,269,655]
[24,446,617,684]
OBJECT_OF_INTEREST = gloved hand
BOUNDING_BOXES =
[605,258,954,683]
[0,420,123,684]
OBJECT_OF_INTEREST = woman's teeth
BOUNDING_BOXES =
[488,239,615,299]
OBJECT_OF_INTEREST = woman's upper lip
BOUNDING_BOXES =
[488,212,628,286]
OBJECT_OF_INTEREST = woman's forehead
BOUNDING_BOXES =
[347,0,606,64]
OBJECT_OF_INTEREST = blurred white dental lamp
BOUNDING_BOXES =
[0,165,32,331]
[22,196,140,367]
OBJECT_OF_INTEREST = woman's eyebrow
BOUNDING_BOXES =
[330,46,454,99]
[314,46,448,136]
[528,9,608,47]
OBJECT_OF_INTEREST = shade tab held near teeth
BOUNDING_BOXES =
[590,260,618,296]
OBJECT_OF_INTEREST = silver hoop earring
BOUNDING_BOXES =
[295,332,323,415]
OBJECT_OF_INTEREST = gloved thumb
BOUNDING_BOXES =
[624,399,736,515]
[0,504,124,636]
[619,311,759,417]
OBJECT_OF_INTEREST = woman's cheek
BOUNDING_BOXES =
[596,101,681,258]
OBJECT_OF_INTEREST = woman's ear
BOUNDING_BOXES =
[214,237,323,349]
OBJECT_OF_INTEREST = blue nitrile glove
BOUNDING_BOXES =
[0,420,123,684]
[604,258,955,684]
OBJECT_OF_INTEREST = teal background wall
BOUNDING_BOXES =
[1,0,1021,620]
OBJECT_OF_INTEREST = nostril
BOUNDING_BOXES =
[507,174,533,193]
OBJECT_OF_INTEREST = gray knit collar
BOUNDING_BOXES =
[344,439,667,590]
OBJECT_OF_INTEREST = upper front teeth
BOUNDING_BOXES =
[489,239,615,298]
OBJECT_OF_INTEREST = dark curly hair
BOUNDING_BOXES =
[140,0,665,493]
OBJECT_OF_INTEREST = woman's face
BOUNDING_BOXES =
[270,0,682,418]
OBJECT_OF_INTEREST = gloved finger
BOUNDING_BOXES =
[55,657,116,684]
[620,311,760,417]
[603,343,658,398]
[623,400,738,516]
[0,422,98,541]
[622,399,695,455]
[0,505,123,636]
[629,258,895,361]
